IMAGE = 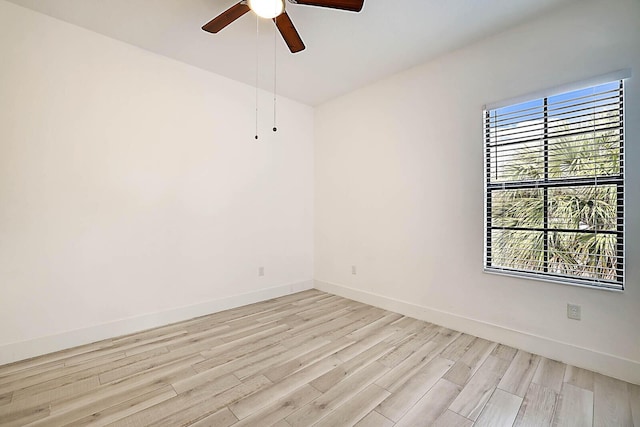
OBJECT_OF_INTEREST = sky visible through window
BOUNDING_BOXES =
[490,82,619,129]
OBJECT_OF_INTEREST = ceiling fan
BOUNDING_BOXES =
[202,0,365,53]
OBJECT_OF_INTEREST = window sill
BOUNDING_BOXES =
[483,267,624,292]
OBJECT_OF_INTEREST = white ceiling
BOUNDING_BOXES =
[7,0,574,105]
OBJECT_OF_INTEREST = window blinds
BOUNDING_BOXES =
[484,80,625,290]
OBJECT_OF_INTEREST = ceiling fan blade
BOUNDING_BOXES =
[289,0,364,12]
[202,2,251,33]
[274,12,305,53]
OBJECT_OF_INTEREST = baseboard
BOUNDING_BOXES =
[0,280,313,366]
[314,279,640,385]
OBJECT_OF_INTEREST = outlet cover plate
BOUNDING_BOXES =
[567,303,581,320]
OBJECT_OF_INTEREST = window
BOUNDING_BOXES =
[484,76,626,290]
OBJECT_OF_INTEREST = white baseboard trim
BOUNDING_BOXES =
[0,280,313,366]
[314,279,640,385]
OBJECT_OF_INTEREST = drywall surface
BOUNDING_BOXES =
[0,0,313,363]
[315,0,640,383]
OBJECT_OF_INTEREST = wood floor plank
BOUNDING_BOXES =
[440,334,476,361]
[0,351,129,396]
[98,347,206,384]
[474,388,523,427]
[264,338,354,383]
[336,325,398,363]
[311,341,393,393]
[193,339,285,374]
[228,306,294,329]
[153,375,271,427]
[27,383,175,426]
[173,344,286,394]
[387,317,423,331]
[395,378,461,427]
[181,318,235,336]
[109,374,243,426]
[154,392,241,427]
[431,327,462,347]
[323,318,373,342]
[190,407,238,427]
[278,329,334,351]
[196,330,296,372]
[229,356,341,420]
[49,359,198,415]
[460,338,497,366]
[67,385,176,426]
[498,350,541,398]
[0,361,65,384]
[532,357,566,394]
[0,341,113,378]
[313,384,390,427]
[593,373,633,427]
[563,365,594,392]
[278,308,352,341]
[288,298,352,320]
[0,402,50,427]
[375,336,456,393]
[0,392,11,406]
[6,352,134,400]
[433,410,473,427]
[198,324,290,359]
[111,323,189,346]
[630,383,640,427]
[231,337,330,380]
[344,305,383,322]
[378,326,440,368]
[346,312,403,341]
[62,330,184,363]
[443,337,496,386]
[553,382,593,427]
[286,361,389,426]
[354,410,394,427]
[4,375,100,408]
[448,355,511,421]
[285,297,349,319]
[287,316,356,343]
[218,320,292,344]
[163,326,237,350]
[122,330,196,357]
[491,344,518,361]
[376,357,454,422]
[225,302,300,327]
[233,384,321,427]
[513,382,558,427]
[58,347,127,368]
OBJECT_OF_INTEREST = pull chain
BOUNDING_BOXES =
[273,17,278,132]
[255,15,259,140]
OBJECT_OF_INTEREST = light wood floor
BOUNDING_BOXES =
[0,290,638,427]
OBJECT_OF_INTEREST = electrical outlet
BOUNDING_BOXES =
[351,265,357,275]
[258,266,264,277]
[567,303,581,321]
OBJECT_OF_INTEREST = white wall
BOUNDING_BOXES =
[315,0,640,384]
[0,1,314,363]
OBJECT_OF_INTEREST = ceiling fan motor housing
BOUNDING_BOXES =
[202,0,365,53]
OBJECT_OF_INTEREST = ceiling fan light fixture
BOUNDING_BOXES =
[248,0,285,19]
